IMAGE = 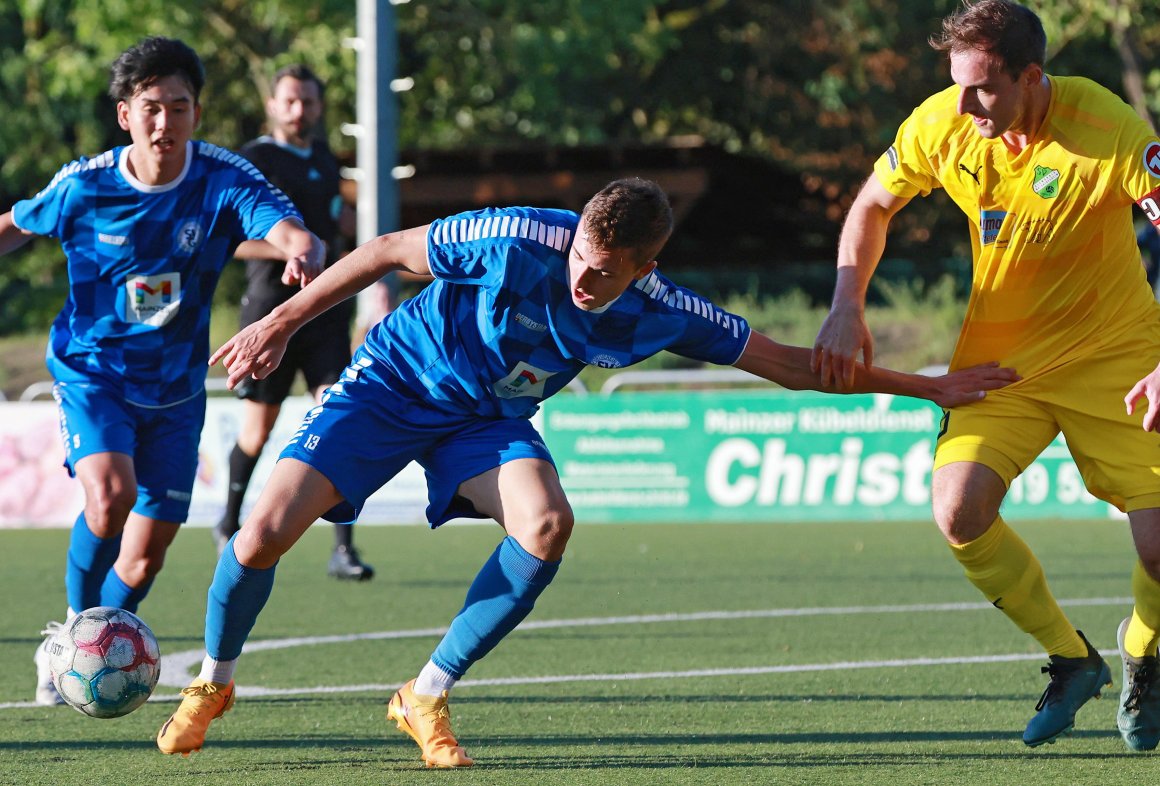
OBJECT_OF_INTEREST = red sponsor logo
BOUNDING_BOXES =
[1140,186,1160,224]
[1145,142,1160,178]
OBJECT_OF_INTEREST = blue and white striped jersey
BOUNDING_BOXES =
[360,206,751,419]
[13,141,301,406]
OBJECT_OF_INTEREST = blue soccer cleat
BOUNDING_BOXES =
[1117,617,1160,752]
[1023,630,1111,747]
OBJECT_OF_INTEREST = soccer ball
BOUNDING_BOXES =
[48,606,161,718]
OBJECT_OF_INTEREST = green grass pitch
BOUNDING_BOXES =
[0,518,1152,785]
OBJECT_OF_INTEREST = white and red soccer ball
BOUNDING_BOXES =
[48,606,161,718]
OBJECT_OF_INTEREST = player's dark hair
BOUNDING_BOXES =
[108,37,206,103]
[580,178,673,266]
[272,63,326,100]
[930,0,1046,80]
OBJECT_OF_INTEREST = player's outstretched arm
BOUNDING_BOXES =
[1125,364,1160,432]
[736,332,1018,407]
[811,177,910,389]
[210,224,432,389]
[0,211,36,257]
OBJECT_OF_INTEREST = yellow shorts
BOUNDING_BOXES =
[934,330,1160,513]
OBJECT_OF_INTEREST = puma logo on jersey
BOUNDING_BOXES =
[959,163,982,184]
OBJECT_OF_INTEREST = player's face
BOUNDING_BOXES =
[117,75,200,167]
[950,49,1039,139]
[567,223,657,311]
[267,76,323,147]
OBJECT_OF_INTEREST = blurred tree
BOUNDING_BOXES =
[0,0,357,333]
[4,0,1160,335]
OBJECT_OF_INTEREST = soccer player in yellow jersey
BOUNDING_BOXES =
[812,0,1160,750]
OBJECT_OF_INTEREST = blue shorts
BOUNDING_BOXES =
[54,381,206,522]
[278,350,554,526]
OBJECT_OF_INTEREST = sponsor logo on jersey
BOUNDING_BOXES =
[1144,142,1160,178]
[979,209,1008,246]
[493,361,554,399]
[125,273,182,327]
[1139,187,1160,224]
[98,232,129,246]
[958,162,981,185]
[588,353,624,369]
[514,312,547,332]
[175,220,205,254]
[1031,166,1060,198]
[885,146,899,171]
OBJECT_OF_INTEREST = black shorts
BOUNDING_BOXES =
[236,296,354,405]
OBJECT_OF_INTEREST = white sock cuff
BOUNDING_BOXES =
[198,654,238,685]
[414,660,458,697]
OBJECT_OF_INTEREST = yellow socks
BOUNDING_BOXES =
[949,516,1086,658]
[1125,561,1160,658]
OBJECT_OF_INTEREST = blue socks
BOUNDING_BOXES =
[431,536,560,677]
[65,513,122,612]
[205,535,278,661]
[99,569,153,613]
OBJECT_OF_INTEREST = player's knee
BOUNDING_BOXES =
[83,484,137,536]
[232,517,291,569]
[512,507,574,562]
[931,493,993,545]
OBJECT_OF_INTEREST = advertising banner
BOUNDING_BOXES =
[541,390,1112,523]
[0,389,1115,527]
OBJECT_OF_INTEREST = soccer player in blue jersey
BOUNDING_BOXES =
[0,37,324,706]
[156,178,1015,766]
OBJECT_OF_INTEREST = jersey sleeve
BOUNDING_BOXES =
[873,104,944,200]
[1119,121,1160,226]
[10,159,86,238]
[644,276,752,365]
[426,207,576,286]
[211,147,302,240]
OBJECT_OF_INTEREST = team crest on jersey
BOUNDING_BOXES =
[1145,142,1160,178]
[124,273,181,327]
[1031,166,1060,199]
[175,220,205,254]
[493,361,554,399]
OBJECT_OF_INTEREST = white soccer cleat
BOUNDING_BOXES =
[34,621,65,706]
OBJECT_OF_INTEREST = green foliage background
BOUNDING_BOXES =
[2,0,1159,338]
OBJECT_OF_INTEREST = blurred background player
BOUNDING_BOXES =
[156,177,1015,766]
[214,64,373,581]
[812,0,1160,751]
[0,37,323,705]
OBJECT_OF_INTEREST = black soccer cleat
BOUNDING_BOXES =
[328,545,375,581]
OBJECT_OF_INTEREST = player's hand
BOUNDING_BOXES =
[928,362,1020,408]
[1125,365,1160,431]
[209,319,290,390]
[281,250,324,288]
[811,305,874,390]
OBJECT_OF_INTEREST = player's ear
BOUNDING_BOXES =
[193,102,202,130]
[633,259,658,280]
[1020,62,1043,88]
[116,101,131,131]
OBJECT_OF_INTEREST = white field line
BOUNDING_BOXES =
[1,595,1132,711]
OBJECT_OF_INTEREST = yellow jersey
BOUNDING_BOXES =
[874,75,1160,377]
